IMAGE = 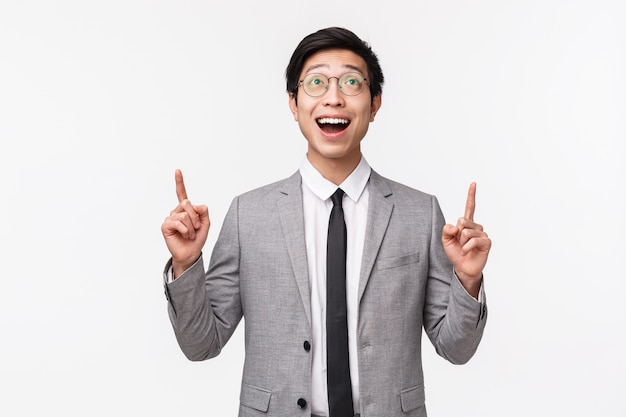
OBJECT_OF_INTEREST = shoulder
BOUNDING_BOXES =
[370,170,436,203]
[234,171,301,204]
[370,170,446,224]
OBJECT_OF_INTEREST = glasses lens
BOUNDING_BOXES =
[300,73,367,97]
[302,74,328,97]
[338,73,365,96]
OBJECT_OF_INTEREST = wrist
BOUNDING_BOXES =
[172,254,201,279]
[454,269,482,298]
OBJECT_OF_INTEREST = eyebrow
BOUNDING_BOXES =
[304,63,365,76]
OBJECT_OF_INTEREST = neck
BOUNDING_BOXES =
[306,151,361,186]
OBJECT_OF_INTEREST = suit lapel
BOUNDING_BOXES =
[276,172,312,327]
[359,170,394,303]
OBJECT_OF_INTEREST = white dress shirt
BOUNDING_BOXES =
[299,156,371,416]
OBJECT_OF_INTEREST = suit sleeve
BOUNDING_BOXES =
[164,197,243,361]
[422,195,487,364]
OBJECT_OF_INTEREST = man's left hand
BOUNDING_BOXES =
[442,182,492,298]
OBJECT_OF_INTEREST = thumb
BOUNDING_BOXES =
[441,224,459,245]
[193,204,210,227]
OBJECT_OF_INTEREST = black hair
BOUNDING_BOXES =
[285,27,384,103]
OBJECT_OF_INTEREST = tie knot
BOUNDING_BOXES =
[330,188,345,207]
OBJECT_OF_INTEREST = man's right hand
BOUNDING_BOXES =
[161,169,210,278]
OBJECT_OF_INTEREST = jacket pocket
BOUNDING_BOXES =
[240,384,272,413]
[400,384,425,412]
[376,252,419,270]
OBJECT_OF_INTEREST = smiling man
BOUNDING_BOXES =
[161,27,491,417]
[288,48,381,186]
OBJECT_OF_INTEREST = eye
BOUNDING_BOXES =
[341,74,362,86]
[305,75,326,86]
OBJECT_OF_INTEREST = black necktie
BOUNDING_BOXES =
[326,188,354,417]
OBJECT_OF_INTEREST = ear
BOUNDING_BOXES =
[369,95,382,122]
[288,93,299,121]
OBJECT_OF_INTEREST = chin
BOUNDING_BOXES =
[321,149,360,162]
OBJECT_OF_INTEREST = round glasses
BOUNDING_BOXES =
[298,73,369,97]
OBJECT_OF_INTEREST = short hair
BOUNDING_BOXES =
[285,27,384,103]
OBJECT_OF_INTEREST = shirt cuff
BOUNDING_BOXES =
[165,265,174,283]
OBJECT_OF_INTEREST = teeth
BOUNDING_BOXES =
[318,118,349,125]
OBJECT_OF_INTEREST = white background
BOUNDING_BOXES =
[1,1,625,416]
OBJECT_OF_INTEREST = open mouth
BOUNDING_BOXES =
[317,117,350,134]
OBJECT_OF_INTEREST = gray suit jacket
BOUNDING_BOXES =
[165,170,487,417]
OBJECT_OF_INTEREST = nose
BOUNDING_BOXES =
[323,78,344,106]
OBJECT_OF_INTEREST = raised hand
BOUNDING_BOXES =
[441,182,491,298]
[161,169,210,278]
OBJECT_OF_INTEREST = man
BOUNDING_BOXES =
[161,27,490,417]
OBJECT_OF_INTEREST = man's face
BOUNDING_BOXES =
[289,49,382,169]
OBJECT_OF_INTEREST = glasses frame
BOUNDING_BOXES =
[298,72,370,97]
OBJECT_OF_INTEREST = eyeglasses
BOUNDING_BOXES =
[298,72,369,97]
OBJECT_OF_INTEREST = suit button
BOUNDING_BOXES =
[303,341,311,352]
[297,398,307,409]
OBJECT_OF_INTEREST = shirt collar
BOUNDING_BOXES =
[299,155,371,203]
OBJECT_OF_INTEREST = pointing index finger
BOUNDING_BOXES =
[175,169,188,203]
[464,182,476,221]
